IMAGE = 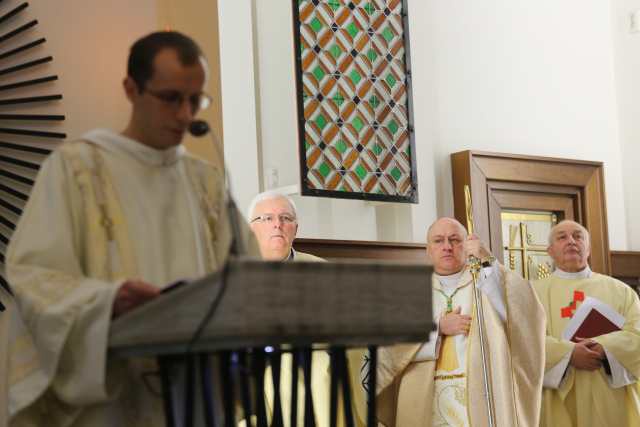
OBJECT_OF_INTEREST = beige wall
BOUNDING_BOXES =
[27,1,158,143]
[24,1,222,164]
[156,0,224,164]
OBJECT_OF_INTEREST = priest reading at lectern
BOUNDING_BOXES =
[534,220,640,427]
[4,31,257,426]
[375,217,545,427]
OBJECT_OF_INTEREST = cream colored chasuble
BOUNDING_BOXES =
[376,264,545,427]
[431,272,472,427]
[534,268,640,427]
[262,253,367,427]
[84,129,208,283]
[5,129,249,426]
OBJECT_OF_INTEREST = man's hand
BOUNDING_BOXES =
[112,279,160,318]
[570,337,604,371]
[464,234,492,262]
[439,306,472,336]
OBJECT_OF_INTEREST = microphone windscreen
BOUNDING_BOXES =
[189,120,210,137]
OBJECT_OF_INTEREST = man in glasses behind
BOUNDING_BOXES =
[5,31,257,426]
[248,191,322,262]
[247,191,366,426]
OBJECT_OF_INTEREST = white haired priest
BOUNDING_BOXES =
[534,220,640,426]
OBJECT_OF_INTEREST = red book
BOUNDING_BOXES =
[568,308,621,342]
[562,296,625,342]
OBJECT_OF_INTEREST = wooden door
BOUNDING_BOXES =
[451,151,609,274]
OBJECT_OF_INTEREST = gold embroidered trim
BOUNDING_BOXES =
[435,373,466,381]
[89,146,114,241]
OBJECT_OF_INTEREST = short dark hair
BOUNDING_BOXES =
[127,31,204,91]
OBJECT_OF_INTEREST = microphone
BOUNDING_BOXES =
[189,120,210,137]
[188,120,246,256]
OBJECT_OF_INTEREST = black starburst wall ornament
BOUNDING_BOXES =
[0,0,66,296]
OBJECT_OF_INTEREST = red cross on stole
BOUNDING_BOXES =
[561,290,585,318]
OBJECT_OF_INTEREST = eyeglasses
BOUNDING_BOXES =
[250,213,297,225]
[429,236,464,247]
[145,87,213,113]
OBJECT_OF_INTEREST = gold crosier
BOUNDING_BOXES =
[464,185,496,427]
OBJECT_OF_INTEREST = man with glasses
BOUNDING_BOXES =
[247,191,366,426]
[375,217,545,427]
[248,191,322,262]
[5,31,257,426]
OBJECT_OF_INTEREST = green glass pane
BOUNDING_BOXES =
[352,116,364,132]
[364,2,375,15]
[386,73,397,88]
[335,140,348,154]
[340,185,347,192]
[373,143,383,156]
[316,114,327,130]
[390,167,402,181]
[367,48,377,62]
[330,44,342,59]
[369,95,380,108]
[305,140,311,150]
[355,164,367,180]
[347,22,359,38]
[319,162,331,178]
[405,147,411,157]
[313,65,326,81]
[333,92,345,106]
[388,119,399,135]
[349,69,362,85]
[328,0,340,11]
[382,26,394,43]
[310,17,323,33]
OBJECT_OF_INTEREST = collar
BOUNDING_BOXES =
[82,128,186,167]
[553,265,592,279]
[287,248,296,261]
[433,267,472,291]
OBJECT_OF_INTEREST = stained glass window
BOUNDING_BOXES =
[293,0,418,202]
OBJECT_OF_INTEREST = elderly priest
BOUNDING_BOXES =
[248,191,324,262]
[534,220,640,426]
[375,217,545,427]
[247,190,366,426]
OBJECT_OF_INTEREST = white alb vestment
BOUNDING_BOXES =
[6,129,257,426]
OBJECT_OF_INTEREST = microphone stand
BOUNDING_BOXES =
[189,120,245,256]
[185,120,257,427]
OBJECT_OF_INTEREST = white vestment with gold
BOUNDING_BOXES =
[6,129,257,426]
[376,264,545,427]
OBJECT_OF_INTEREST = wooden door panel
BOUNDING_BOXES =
[452,151,609,274]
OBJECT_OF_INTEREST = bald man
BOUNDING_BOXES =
[375,218,545,427]
[534,220,640,427]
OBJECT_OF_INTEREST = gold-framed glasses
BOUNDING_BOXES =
[250,213,297,225]
[145,87,212,113]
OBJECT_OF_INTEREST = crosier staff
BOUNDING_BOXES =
[464,185,496,427]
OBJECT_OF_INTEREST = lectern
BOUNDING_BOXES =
[110,259,433,427]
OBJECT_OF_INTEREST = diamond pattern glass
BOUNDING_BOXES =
[294,0,417,202]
